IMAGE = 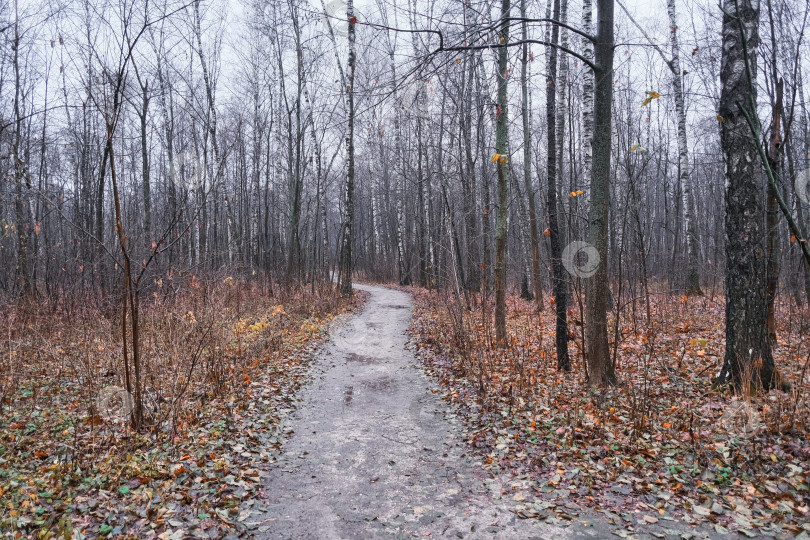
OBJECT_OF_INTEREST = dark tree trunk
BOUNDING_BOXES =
[765,1,783,345]
[585,0,616,385]
[718,0,776,390]
[545,0,570,371]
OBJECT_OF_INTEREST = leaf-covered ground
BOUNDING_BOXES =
[408,288,810,539]
[0,279,360,539]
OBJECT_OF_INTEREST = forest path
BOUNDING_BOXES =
[256,284,576,539]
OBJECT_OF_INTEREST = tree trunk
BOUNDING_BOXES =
[581,0,594,189]
[585,0,616,385]
[718,0,776,391]
[493,0,511,346]
[765,0,783,344]
[545,0,571,371]
[521,0,544,311]
[302,58,325,281]
[555,0,569,206]
[288,10,304,282]
[765,89,782,345]
[139,81,152,236]
[340,0,356,296]
[153,38,177,220]
[12,11,32,297]
[667,0,701,295]
[462,45,480,294]
[391,57,409,286]
[799,69,810,305]
[194,0,220,266]
[476,64,493,300]
[416,117,429,287]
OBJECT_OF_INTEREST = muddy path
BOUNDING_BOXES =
[255,284,576,539]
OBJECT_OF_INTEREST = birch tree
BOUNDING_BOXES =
[718,0,775,390]
[339,0,356,296]
[667,0,701,296]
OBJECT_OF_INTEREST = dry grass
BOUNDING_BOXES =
[0,274,355,536]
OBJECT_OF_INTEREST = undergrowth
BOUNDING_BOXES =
[0,275,356,538]
[410,287,810,537]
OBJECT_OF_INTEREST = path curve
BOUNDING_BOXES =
[257,284,575,539]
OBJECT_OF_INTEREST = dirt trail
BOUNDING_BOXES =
[256,284,576,539]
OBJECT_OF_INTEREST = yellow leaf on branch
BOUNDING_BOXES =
[642,91,661,106]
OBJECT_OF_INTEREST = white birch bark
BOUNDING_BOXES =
[667,0,701,294]
[581,0,594,187]
[555,0,569,219]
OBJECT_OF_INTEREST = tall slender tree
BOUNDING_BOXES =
[493,0,511,345]
[666,0,702,296]
[520,0,544,311]
[545,0,570,371]
[340,0,357,296]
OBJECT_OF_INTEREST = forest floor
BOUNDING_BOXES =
[407,286,810,539]
[0,279,357,539]
[2,281,808,539]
